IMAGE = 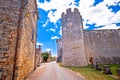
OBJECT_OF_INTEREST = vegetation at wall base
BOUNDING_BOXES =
[62,64,120,80]
[109,64,120,76]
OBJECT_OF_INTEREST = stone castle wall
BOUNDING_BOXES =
[0,0,21,80]
[62,8,88,67]
[60,8,120,67]
[84,29,120,64]
[56,39,63,62]
[0,0,38,80]
[14,0,38,80]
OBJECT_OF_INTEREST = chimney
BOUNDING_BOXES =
[38,45,41,50]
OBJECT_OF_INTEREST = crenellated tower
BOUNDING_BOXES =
[62,8,88,67]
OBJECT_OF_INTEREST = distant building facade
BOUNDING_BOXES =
[57,8,120,67]
[35,45,41,68]
[0,0,38,80]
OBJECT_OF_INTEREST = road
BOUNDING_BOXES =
[26,61,85,80]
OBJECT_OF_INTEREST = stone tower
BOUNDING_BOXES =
[62,8,88,67]
[56,39,63,62]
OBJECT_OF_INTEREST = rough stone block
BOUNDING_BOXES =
[103,65,112,75]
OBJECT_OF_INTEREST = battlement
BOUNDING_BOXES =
[66,8,72,13]
[62,8,80,17]
[74,8,79,13]
[66,8,79,13]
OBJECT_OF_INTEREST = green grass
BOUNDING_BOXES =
[63,64,120,80]
[109,64,120,76]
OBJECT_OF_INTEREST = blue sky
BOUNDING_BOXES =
[36,0,120,56]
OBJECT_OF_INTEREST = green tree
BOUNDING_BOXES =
[41,52,49,62]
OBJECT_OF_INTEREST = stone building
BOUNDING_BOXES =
[56,39,63,62]
[35,45,41,68]
[58,8,120,67]
[0,0,38,80]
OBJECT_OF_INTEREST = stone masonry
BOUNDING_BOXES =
[0,0,21,80]
[84,29,120,64]
[62,8,88,67]
[35,45,41,68]
[56,39,62,62]
[59,8,120,67]
[0,0,38,80]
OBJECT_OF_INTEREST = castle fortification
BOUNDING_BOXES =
[58,8,120,67]
[84,29,120,64]
[62,8,88,67]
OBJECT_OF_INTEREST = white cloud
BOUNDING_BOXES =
[36,42,43,46]
[79,0,120,29]
[50,28,55,32]
[51,36,59,40]
[37,0,120,30]
[95,24,120,30]
[59,26,62,36]
[42,19,49,27]
[83,22,90,30]
[46,48,52,52]
[55,25,58,29]
[37,0,77,23]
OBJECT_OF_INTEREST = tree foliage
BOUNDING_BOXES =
[41,52,50,62]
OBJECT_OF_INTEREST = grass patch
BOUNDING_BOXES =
[63,65,119,80]
[109,64,120,76]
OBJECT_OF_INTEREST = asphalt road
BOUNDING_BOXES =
[26,61,85,80]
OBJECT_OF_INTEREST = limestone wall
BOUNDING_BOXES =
[84,29,120,64]
[0,0,21,80]
[0,0,38,80]
[56,39,63,62]
[14,0,38,80]
[62,8,88,67]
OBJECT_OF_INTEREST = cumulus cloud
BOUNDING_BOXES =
[95,24,120,30]
[37,0,77,23]
[79,0,120,29]
[36,42,43,46]
[50,28,55,32]
[37,0,120,30]
[51,36,59,40]
[46,48,52,52]
[42,19,49,27]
